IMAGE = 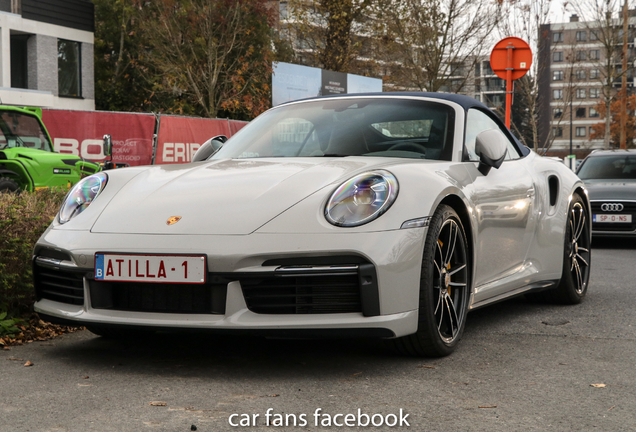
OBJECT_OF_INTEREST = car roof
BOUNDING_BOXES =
[588,149,636,157]
[283,91,490,110]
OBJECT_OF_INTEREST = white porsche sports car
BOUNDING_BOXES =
[33,93,591,357]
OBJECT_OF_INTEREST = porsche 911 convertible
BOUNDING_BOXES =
[32,93,591,357]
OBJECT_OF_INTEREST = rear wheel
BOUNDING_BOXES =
[0,177,19,193]
[529,194,591,304]
[390,205,470,357]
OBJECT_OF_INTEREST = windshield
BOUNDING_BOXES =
[0,111,52,152]
[577,154,636,180]
[212,98,455,160]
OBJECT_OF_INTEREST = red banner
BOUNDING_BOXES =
[42,109,249,166]
[155,116,248,164]
[42,109,156,166]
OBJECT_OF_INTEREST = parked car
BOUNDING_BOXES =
[576,149,636,237]
[33,93,591,357]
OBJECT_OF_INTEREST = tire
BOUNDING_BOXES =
[530,194,591,304]
[0,177,19,193]
[389,205,470,357]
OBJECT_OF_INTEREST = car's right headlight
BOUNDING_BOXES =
[325,170,399,227]
[59,172,108,224]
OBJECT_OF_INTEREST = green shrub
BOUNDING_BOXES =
[0,190,66,313]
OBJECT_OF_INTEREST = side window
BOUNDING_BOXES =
[464,109,520,161]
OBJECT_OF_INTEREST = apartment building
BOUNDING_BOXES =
[538,13,636,152]
[0,0,95,110]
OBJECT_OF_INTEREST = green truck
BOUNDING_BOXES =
[0,106,105,192]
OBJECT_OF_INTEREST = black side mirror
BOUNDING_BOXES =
[103,134,112,158]
[192,135,228,163]
[475,129,507,176]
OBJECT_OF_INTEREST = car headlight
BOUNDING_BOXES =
[325,170,398,227]
[59,172,108,224]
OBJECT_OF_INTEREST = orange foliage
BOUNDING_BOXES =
[590,91,636,147]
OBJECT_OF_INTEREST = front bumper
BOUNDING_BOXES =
[33,228,426,338]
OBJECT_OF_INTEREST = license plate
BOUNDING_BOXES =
[593,214,632,223]
[94,254,206,284]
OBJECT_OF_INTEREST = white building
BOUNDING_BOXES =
[0,0,95,110]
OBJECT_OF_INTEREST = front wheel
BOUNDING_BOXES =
[0,177,19,193]
[390,205,470,357]
[535,194,591,304]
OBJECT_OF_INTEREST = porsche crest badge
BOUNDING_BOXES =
[166,216,182,226]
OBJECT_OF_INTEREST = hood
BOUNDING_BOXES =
[583,179,636,201]
[91,158,404,235]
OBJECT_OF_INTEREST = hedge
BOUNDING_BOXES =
[0,190,66,314]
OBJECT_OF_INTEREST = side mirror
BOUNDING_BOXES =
[103,134,112,158]
[192,135,228,163]
[475,129,507,176]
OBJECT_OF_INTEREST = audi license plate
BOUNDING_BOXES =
[593,214,632,223]
[95,254,206,284]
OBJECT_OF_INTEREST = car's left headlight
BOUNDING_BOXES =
[59,172,108,224]
[325,170,399,227]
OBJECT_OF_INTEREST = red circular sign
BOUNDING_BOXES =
[490,37,532,80]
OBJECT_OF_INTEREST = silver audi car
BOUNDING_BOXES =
[33,93,591,357]
[576,149,636,238]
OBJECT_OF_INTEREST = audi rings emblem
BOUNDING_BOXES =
[601,203,624,212]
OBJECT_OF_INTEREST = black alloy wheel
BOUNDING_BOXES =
[390,204,470,357]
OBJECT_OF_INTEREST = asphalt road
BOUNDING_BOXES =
[1,238,635,432]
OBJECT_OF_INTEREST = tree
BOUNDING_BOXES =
[287,0,373,72]
[372,0,501,92]
[94,0,156,112]
[590,90,636,147]
[133,0,275,119]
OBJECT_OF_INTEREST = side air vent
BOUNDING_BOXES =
[548,175,559,207]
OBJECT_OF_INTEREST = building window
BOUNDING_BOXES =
[553,89,563,100]
[589,49,600,60]
[576,50,587,61]
[576,70,586,80]
[474,94,480,102]
[576,89,587,99]
[590,126,596,136]
[576,107,586,118]
[553,51,563,62]
[553,70,564,81]
[553,32,563,43]
[552,127,563,138]
[576,31,587,42]
[590,31,598,41]
[589,107,600,117]
[58,39,82,97]
[553,108,563,119]
[576,127,586,137]
[590,69,600,79]
[589,88,600,98]
[10,34,28,89]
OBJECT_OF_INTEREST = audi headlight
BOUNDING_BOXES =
[325,170,398,227]
[59,172,108,224]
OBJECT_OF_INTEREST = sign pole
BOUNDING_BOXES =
[490,37,532,131]
[505,43,514,129]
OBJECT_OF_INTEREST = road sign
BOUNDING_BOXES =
[489,37,533,129]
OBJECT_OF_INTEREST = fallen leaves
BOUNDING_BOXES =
[590,384,607,388]
[0,314,82,347]
[24,361,34,367]
[149,401,167,407]
[417,365,436,369]
[478,405,497,409]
